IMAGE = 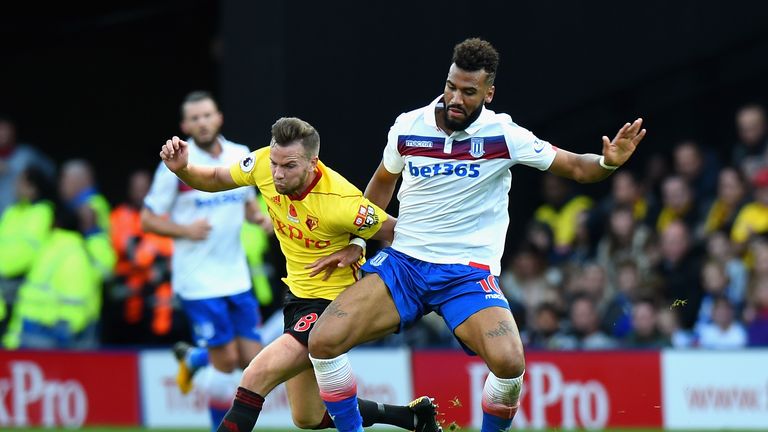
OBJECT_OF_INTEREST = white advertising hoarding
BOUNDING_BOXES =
[662,350,768,429]
[139,348,413,428]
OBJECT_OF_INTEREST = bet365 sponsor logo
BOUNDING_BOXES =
[408,161,480,178]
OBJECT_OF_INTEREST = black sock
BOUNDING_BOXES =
[217,387,264,432]
[358,398,415,429]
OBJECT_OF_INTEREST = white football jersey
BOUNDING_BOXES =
[382,96,557,275]
[144,137,255,300]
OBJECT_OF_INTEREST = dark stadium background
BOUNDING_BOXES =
[3,0,768,257]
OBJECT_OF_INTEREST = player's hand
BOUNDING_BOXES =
[184,218,212,241]
[602,118,646,167]
[160,136,190,174]
[252,211,274,235]
[305,244,364,281]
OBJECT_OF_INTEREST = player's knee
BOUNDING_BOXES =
[485,343,525,378]
[292,413,323,430]
[307,328,345,358]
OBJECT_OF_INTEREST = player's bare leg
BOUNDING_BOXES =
[218,334,312,432]
[454,306,525,432]
[286,368,330,428]
[307,273,403,432]
[309,273,401,357]
[235,336,263,369]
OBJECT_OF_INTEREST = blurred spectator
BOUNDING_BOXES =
[501,244,561,325]
[655,175,702,233]
[0,115,55,214]
[673,140,719,208]
[534,173,593,261]
[730,168,768,251]
[600,260,647,338]
[657,307,695,348]
[588,171,654,245]
[526,302,564,349]
[732,104,768,178]
[595,204,652,287]
[706,230,748,306]
[656,220,703,329]
[0,166,56,279]
[697,296,747,349]
[104,170,181,345]
[745,277,768,346]
[694,259,732,330]
[2,203,101,349]
[702,167,748,236]
[0,167,56,334]
[555,294,617,350]
[624,299,671,348]
[59,159,116,280]
[641,152,671,211]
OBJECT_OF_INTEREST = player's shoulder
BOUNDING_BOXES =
[389,103,430,132]
[489,112,537,143]
[316,161,363,197]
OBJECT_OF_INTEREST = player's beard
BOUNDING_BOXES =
[443,104,483,131]
[276,169,311,196]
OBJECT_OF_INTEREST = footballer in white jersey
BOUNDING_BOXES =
[142,92,264,431]
[307,38,646,432]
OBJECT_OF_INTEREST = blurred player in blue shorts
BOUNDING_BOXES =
[142,91,265,431]
[307,38,647,432]
[159,117,442,432]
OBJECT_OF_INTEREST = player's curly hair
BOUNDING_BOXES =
[452,38,499,84]
[271,117,320,158]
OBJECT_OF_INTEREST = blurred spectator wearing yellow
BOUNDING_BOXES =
[0,167,56,334]
[731,168,768,249]
[534,173,592,261]
[3,203,101,349]
[702,167,748,235]
[656,176,701,233]
[0,115,55,214]
[59,159,117,280]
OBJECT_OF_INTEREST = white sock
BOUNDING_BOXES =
[482,371,524,419]
[309,354,358,400]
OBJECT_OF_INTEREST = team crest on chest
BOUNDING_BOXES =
[469,137,485,158]
[288,203,300,223]
[305,214,319,231]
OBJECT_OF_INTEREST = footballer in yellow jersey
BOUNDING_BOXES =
[158,117,438,432]
[230,146,387,300]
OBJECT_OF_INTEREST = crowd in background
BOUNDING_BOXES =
[1,103,768,351]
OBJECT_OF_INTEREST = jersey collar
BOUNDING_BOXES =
[424,95,492,136]
[288,166,323,201]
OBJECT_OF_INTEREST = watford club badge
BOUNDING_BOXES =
[288,203,300,223]
[305,214,319,231]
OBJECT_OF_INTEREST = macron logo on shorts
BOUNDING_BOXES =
[369,252,389,267]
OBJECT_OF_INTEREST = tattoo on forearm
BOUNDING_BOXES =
[485,320,518,338]
[326,303,348,318]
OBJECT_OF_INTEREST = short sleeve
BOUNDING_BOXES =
[505,123,557,171]
[230,151,258,187]
[143,162,179,214]
[382,117,405,174]
[329,196,389,240]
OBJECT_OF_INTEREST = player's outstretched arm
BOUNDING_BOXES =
[548,118,646,183]
[160,136,238,192]
[364,161,400,209]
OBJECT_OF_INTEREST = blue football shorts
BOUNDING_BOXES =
[180,290,262,348]
[361,247,509,354]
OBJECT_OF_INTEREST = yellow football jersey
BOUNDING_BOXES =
[230,147,387,300]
